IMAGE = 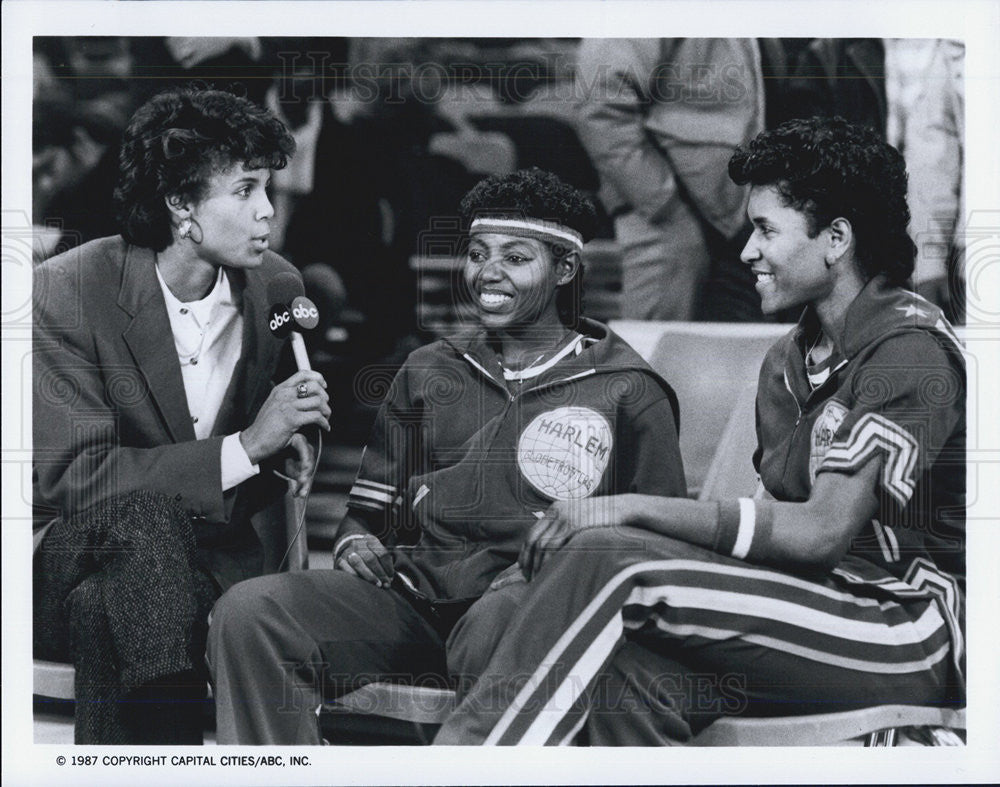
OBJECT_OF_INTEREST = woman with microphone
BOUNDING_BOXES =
[32,87,330,744]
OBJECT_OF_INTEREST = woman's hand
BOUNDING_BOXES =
[334,534,394,588]
[240,371,330,465]
[518,495,638,580]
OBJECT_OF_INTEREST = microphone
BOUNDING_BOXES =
[267,272,319,372]
[266,272,323,573]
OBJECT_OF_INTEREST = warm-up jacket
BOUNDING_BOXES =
[344,319,687,601]
[755,276,966,593]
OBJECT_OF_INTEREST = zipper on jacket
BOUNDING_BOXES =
[461,351,600,453]
[462,352,514,402]
[782,368,803,425]
[779,368,805,492]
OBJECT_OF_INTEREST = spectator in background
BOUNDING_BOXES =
[884,39,965,321]
[782,38,887,133]
[33,38,143,250]
[574,39,766,321]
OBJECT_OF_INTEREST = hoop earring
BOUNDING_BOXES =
[188,218,204,245]
[178,218,192,240]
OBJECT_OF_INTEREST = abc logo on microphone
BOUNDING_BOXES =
[290,296,320,330]
[269,304,293,337]
[269,295,320,338]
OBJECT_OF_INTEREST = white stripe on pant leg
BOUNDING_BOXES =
[481,559,682,745]
[508,562,943,745]
[646,619,952,674]
[477,557,899,744]
[476,556,952,745]
[628,585,946,646]
[515,613,625,745]
[557,707,592,746]
[643,559,898,609]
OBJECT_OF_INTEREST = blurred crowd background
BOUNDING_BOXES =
[31,36,966,438]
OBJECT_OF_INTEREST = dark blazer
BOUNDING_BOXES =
[33,236,296,588]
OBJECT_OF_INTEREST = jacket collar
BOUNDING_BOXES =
[786,276,952,403]
[794,276,946,362]
[443,318,680,428]
[118,244,277,442]
[446,318,608,385]
[120,245,195,442]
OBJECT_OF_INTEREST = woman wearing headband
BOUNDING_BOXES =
[207,168,687,744]
[33,87,330,744]
[434,118,966,747]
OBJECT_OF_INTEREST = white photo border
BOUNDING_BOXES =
[3,2,999,784]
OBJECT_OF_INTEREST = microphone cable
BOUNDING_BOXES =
[273,428,323,572]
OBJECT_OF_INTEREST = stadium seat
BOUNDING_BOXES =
[322,681,965,746]
[608,320,791,497]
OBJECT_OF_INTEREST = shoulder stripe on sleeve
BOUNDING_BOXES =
[819,413,919,506]
[353,478,397,494]
[348,485,396,506]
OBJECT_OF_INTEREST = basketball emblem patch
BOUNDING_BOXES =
[810,400,849,481]
[517,407,613,500]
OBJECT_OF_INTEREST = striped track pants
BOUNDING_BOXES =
[434,527,962,745]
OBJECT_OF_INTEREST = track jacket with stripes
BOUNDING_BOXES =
[344,318,686,602]
[754,276,966,599]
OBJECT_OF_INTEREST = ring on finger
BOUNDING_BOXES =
[296,382,309,399]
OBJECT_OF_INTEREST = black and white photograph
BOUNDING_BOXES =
[3,1,999,785]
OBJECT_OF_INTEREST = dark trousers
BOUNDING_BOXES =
[34,491,219,744]
[206,568,531,744]
[435,527,959,745]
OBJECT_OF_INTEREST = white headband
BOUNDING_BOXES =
[470,217,584,253]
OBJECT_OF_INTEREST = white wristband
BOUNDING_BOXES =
[732,498,756,560]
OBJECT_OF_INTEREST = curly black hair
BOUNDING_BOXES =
[460,167,599,242]
[728,116,915,286]
[460,168,599,327]
[114,88,295,252]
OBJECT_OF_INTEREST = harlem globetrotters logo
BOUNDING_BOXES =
[810,400,849,481]
[517,407,613,500]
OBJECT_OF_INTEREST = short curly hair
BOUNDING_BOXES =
[114,88,295,252]
[728,116,915,285]
[460,167,599,243]
[460,168,599,327]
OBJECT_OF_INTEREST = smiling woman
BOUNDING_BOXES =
[204,168,687,745]
[458,168,600,378]
[33,88,332,744]
[432,117,966,748]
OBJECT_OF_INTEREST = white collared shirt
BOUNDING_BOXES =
[155,264,259,491]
